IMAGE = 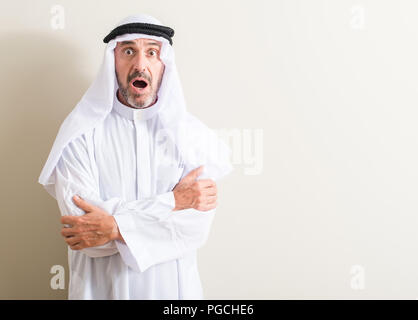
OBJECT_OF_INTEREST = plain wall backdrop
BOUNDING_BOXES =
[1,0,418,299]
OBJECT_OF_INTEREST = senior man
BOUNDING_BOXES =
[38,14,232,299]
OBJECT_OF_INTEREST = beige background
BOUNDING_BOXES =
[1,0,418,299]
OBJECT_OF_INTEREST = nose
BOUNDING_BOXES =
[133,50,147,72]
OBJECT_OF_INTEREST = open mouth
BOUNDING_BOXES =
[132,79,148,89]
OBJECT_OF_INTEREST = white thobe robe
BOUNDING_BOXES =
[52,93,215,299]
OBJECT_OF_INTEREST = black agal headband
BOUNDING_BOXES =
[103,22,175,45]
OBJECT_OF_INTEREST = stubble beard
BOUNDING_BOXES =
[116,71,160,109]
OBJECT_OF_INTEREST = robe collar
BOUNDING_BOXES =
[113,90,161,121]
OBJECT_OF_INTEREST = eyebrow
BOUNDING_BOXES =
[119,41,135,46]
[119,40,161,47]
[145,41,161,47]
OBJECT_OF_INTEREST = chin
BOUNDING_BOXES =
[128,97,152,109]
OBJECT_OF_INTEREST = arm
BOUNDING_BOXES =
[113,190,216,272]
[53,133,174,258]
[54,134,219,269]
[113,165,218,273]
[53,133,119,258]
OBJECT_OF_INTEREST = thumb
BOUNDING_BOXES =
[183,165,204,182]
[72,195,93,213]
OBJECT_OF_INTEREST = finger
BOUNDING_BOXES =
[183,166,204,182]
[196,179,216,188]
[196,202,217,212]
[205,195,217,205]
[65,236,80,246]
[72,195,93,213]
[202,186,217,196]
[61,215,79,225]
[207,201,217,210]
[70,243,83,250]
[61,227,76,237]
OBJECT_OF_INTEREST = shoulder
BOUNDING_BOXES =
[61,128,95,163]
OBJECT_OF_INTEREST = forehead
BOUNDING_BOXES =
[117,38,162,48]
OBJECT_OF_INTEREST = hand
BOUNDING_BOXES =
[60,195,125,250]
[172,165,217,212]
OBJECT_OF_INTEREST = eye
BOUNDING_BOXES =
[124,48,134,56]
[148,49,158,57]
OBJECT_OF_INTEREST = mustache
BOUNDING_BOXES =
[127,71,152,84]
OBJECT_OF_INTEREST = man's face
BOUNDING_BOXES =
[115,38,165,109]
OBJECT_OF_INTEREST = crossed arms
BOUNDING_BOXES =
[53,135,218,272]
